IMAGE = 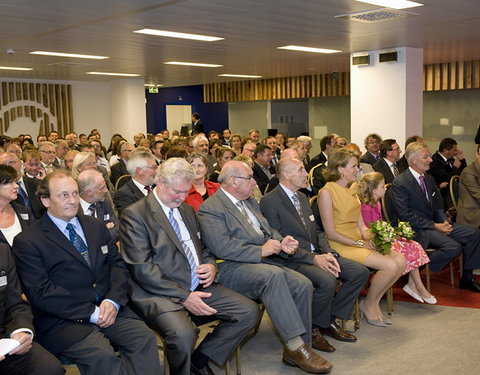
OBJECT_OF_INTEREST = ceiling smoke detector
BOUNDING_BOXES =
[336,8,418,23]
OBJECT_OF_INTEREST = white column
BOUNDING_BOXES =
[110,79,146,141]
[350,47,423,150]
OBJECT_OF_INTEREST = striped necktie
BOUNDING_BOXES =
[66,223,92,268]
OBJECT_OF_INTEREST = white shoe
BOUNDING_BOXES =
[403,284,424,303]
[422,295,437,304]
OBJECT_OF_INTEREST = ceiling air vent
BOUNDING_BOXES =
[336,8,418,23]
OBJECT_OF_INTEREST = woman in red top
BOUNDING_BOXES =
[184,152,219,212]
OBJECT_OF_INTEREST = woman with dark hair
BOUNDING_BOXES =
[318,148,406,327]
[230,134,242,156]
[208,147,234,183]
[184,152,219,212]
[108,137,127,166]
[0,165,35,247]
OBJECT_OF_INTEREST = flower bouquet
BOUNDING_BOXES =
[368,220,396,255]
[395,221,415,241]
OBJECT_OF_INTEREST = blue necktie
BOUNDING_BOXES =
[66,223,92,268]
[16,181,31,210]
[168,209,199,291]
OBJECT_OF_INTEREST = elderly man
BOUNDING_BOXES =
[133,133,145,148]
[120,158,259,375]
[38,141,59,174]
[457,145,480,227]
[54,140,69,167]
[0,152,44,219]
[78,169,119,243]
[360,133,382,165]
[260,158,369,352]
[373,139,404,184]
[391,142,480,293]
[110,142,134,187]
[241,141,257,159]
[198,161,333,374]
[252,144,275,194]
[192,135,215,174]
[12,171,161,374]
[113,148,157,215]
[0,243,64,375]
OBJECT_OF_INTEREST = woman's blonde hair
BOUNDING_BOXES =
[357,172,385,206]
[323,148,357,182]
[71,152,96,179]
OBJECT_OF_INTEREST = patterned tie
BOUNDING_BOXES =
[168,209,199,291]
[88,203,96,217]
[236,201,264,236]
[66,223,92,268]
[16,181,31,210]
[144,185,152,194]
[392,163,399,177]
[292,193,307,229]
[419,175,429,200]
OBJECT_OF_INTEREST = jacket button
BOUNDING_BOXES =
[93,283,97,288]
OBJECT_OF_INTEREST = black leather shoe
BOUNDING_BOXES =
[319,321,357,342]
[191,362,215,375]
[312,328,336,352]
[459,278,480,293]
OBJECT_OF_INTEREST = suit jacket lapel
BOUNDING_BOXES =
[244,197,271,237]
[275,187,307,234]
[406,169,432,207]
[77,215,100,270]
[178,204,203,261]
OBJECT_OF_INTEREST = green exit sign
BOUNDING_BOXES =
[148,87,159,94]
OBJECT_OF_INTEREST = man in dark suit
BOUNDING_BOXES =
[198,161,333,374]
[252,144,275,194]
[397,135,423,172]
[121,158,259,375]
[110,142,134,187]
[309,135,336,170]
[391,142,480,293]
[12,171,161,374]
[113,149,157,215]
[360,133,382,165]
[429,137,467,209]
[78,169,120,243]
[39,141,61,174]
[65,132,81,151]
[192,112,204,135]
[0,152,44,219]
[260,158,369,352]
[0,243,64,374]
[373,139,404,184]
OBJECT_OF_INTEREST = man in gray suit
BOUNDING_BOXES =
[260,158,369,352]
[120,158,259,375]
[198,161,333,374]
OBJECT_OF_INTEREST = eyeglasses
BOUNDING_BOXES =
[234,175,254,181]
[40,150,55,154]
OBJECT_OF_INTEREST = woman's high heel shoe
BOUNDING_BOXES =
[382,315,392,325]
[359,300,387,327]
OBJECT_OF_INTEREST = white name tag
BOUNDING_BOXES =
[20,213,29,221]
[0,276,7,287]
[309,215,315,222]
[101,245,108,254]
[103,214,110,221]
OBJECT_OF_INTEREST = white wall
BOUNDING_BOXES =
[228,101,270,138]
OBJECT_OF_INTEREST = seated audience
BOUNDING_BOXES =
[198,161,333,374]
[107,137,127,166]
[318,148,406,327]
[0,243,64,375]
[358,172,436,304]
[208,146,234,183]
[457,145,480,227]
[64,150,79,172]
[54,140,69,168]
[397,135,423,171]
[360,133,382,165]
[275,132,286,152]
[38,141,60,174]
[120,158,259,375]
[72,152,115,194]
[429,137,467,209]
[264,136,279,166]
[373,139,404,184]
[391,142,480,293]
[184,153,219,212]
[113,148,157,215]
[12,171,160,374]
[260,158,369,352]
[248,129,260,145]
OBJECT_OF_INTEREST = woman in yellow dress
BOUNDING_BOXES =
[318,148,406,327]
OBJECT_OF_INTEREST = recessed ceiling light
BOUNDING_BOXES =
[277,45,341,54]
[164,61,223,68]
[86,72,140,77]
[30,51,109,59]
[354,0,423,9]
[0,66,33,71]
[134,28,224,42]
[219,74,262,78]
[144,84,164,87]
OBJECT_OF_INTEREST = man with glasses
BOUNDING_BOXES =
[113,149,157,215]
[198,161,333,374]
[38,142,60,174]
[360,133,382,165]
[373,139,404,184]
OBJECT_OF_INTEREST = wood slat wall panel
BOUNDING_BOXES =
[22,83,28,100]
[8,83,14,103]
[15,83,21,101]
[10,108,16,122]
[67,85,74,135]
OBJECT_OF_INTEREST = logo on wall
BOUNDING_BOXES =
[0,81,73,136]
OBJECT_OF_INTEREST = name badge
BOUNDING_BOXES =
[101,245,108,254]
[0,276,7,287]
[20,213,29,221]
[103,214,110,221]
[197,231,201,239]
[309,215,315,222]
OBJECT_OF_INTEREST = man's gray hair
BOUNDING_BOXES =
[126,148,155,175]
[296,135,312,146]
[120,142,133,152]
[192,135,208,147]
[156,157,194,185]
[77,169,103,194]
[405,142,429,165]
